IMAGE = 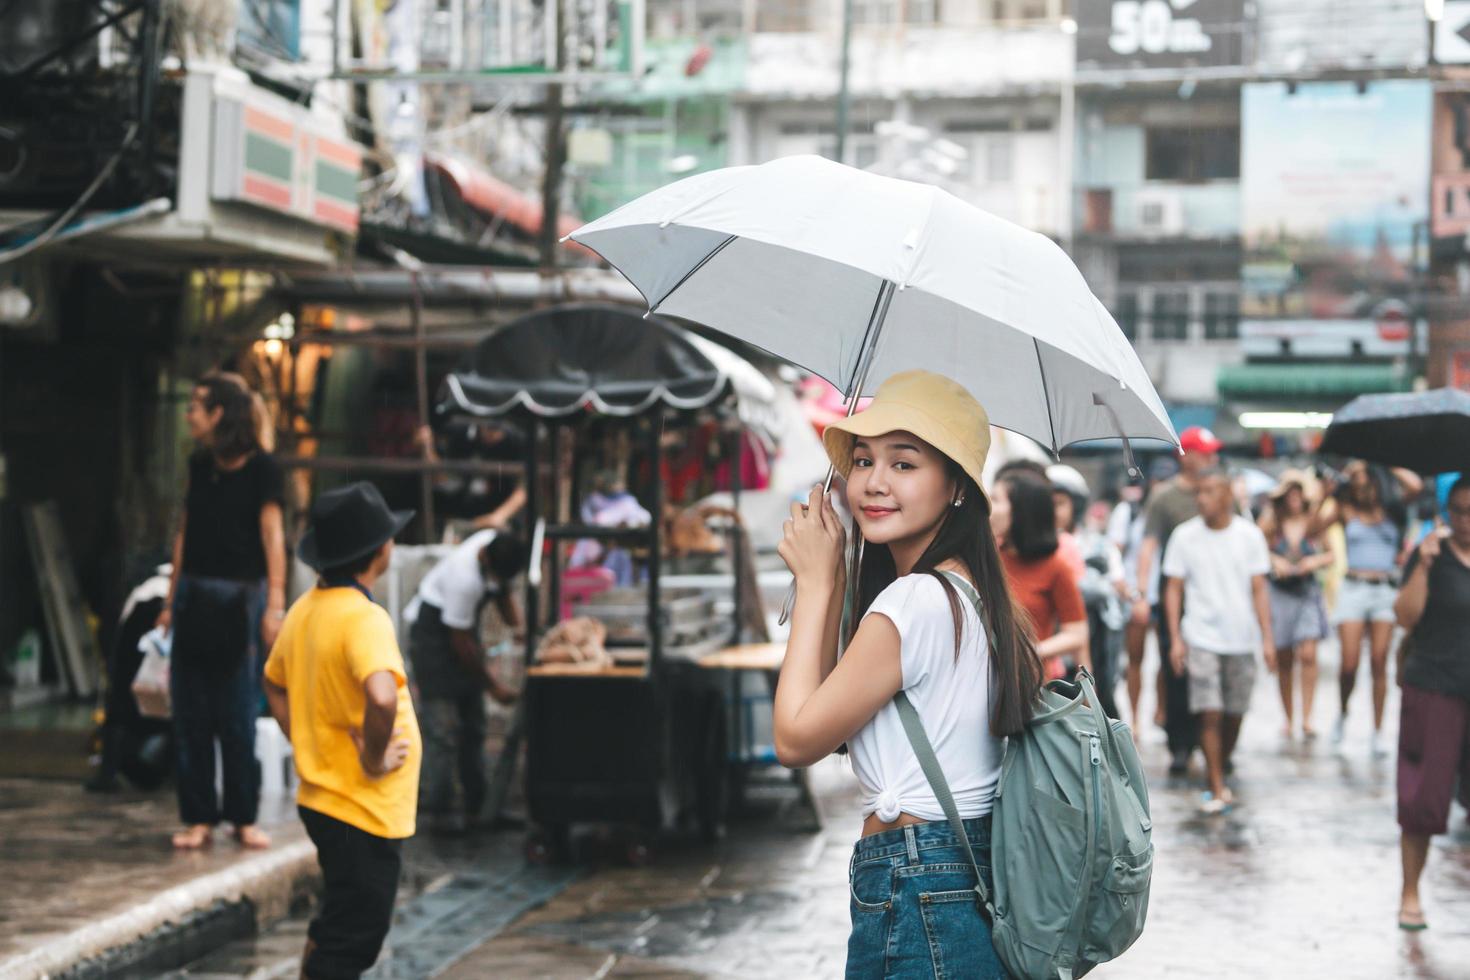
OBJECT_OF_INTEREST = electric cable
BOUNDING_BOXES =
[0,121,140,265]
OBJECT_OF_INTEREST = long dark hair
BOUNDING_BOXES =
[196,372,260,461]
[845,460,1044,737]
[1262,482,1305,541]
[1000,472,1059,562]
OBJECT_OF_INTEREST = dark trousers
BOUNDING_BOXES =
[1087,606,1122,720]
[1154,604,1199,757]
[170,575,265,826]
[299,806,403,980]
[418,693,488,818]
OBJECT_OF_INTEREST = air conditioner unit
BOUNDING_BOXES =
[1134,190,1185,237]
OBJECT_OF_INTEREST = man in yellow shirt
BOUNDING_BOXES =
[264,482,420,980]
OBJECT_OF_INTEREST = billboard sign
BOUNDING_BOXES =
[1241,80,1431,358]
[1077,0,1247,71]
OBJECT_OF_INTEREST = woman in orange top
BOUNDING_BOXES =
[992,471,1089,680]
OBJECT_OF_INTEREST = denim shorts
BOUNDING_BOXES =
[1331,577,1398,626]
[846,815,1007,979]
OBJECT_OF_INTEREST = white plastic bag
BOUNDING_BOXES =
[131,626,172,719]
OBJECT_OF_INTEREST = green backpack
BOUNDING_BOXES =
[893,572,1153,980]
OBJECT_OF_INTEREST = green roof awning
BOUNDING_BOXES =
[1217,363,1413,399]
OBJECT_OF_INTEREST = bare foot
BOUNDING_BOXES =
[172,824,212,850]
[235,824,272,850]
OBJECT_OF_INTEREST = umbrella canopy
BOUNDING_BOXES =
[1320,388,1470,474]
[437,303,778,439]
[568,155,1177,455]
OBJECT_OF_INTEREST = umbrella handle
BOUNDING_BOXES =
[777,464,838,627]
[1092,392,1143,482]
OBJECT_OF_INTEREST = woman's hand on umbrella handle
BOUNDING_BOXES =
[777,484,844,594]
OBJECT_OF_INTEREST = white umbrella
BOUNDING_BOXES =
[568,155,1178,467]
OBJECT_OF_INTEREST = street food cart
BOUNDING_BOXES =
[438,303,775,862]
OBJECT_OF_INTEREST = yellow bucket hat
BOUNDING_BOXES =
[821,370,992,499]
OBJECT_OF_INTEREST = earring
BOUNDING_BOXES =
[953,497,964,508]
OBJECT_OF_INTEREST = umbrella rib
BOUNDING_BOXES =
[1034,338,1058,456]
[844,279,890,395]
[648,234,739,313]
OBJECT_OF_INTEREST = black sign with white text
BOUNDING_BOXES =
[1077,0,1247,71]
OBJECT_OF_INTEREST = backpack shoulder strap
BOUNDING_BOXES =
[892,568,995,915]
[892,693,994,914]
[938,568,983,613]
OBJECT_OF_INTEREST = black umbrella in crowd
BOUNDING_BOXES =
[1320,388,1470,474]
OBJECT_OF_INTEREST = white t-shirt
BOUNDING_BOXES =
[847,573,1002,823]
[1160,515,1271,654]
[411,529,498,630]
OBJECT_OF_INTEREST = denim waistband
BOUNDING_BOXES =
[852,814,991,864]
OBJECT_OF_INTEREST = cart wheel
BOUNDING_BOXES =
[625,839,654,866]
[524,836,554,865]
[525,825,569,865]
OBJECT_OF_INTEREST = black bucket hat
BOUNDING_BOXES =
[298,482,415,571]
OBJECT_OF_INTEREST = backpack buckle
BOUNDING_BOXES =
[973,885,994,925]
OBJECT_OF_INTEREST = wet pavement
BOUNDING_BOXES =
[143,832,582,980]
[0,779,311,979]
[12,632,1470,979]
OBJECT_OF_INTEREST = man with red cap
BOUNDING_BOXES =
[1132,425,1223,775]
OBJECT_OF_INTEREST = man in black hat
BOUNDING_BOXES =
[263,482,419,980]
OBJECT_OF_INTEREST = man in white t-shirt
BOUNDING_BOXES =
[407,529,527,830]
[1162,469,1276,815]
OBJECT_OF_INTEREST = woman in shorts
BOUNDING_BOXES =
[1259,471,1334,739]
[1316,462,1421,755]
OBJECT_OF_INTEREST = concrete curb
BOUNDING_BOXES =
[0,839,318,980]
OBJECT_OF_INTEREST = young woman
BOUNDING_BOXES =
[159,372,287,850]
[1258,471,1334,739]
[1393,476,1470,932]
[772,369,1042,980]
[1316,462,1422,754]
[992,471,1089,681]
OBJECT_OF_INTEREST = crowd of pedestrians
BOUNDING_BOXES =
[968,426,1466,868]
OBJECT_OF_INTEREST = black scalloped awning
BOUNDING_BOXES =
[438,303,737,420]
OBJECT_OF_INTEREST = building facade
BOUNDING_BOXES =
[0,0,370,708]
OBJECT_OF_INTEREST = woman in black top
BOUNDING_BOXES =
[158,373,286,850]
[1392,476,1470,931]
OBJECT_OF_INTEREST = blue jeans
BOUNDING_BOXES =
[170,575,265,826]
[847,815,1008,980]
